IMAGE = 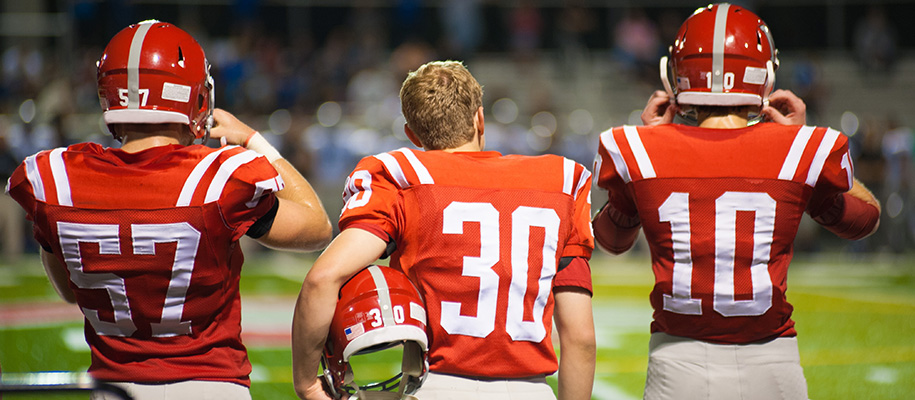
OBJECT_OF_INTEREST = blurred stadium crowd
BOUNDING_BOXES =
[1,0,913,261]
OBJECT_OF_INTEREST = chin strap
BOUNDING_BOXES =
[659,56,676,105]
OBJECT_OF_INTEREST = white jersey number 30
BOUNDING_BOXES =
[439,202,559,342]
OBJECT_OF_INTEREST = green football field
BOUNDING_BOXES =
[1,251,913,399]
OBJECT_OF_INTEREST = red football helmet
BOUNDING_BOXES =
[660,3,779,111]
[322,265,428,399]
[97,20,214,141]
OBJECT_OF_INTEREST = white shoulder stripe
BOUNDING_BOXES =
[562,158,575,195]
[24,154,46,202]
[599,129,631,184]
[205,150,261,204]
[176,146,234,206]
[374,152,409,189]
[623,125,656,179]
[575,167,592,203]
[778,125,815,180]
[397,148,434,184]
[49,148,72,206]
[806,128,841,187]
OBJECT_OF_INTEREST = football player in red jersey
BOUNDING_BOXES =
[592,4,880,400]
[292,61,596,400]
[5,20,332,400]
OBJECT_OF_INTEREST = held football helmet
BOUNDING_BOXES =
[660,3,778,112]
[97,20,215,142]
[322,265,428,400]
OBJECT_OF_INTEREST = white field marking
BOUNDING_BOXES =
[592,378,640,400]
[591,299,653,349]
[249,363,270,383]
[866,366,899,384]
[62,326,90,352]
[240,296,297,348]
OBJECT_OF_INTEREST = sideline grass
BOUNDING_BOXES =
[1,252,913,399]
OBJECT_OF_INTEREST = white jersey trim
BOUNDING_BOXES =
[806,128,841,188]
[24,153,46,202]
[204,150,261,204]
[778,125,815,181]
[397,148,434,184]
[575,167,592,203]
[373,148,435,189]
[599,129,632,184]
[374,152,409,189]
[176,146,233,206]
[562,158,575,196]
[624,125,656,179]
[49,148,73,206]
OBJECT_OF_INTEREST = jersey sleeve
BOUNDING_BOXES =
[806,132,854,217]
[215,152,283,241]
[553,257,592,295]
[338,154,402,243]
[561,160,595,260]
[594,128,639,217]
[6,152,53,251]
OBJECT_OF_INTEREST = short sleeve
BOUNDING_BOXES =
[338,155,403,243]
[216,154,282,241]
[807,133,854,217]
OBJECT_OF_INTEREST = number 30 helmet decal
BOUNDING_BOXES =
[661,3,779,111]
[97,20,214,142]
[322,265,428,399]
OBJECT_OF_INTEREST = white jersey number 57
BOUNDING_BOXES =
[57,222,200,337]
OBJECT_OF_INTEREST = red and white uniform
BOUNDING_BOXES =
[339,148,594,378]
[6,142,283,386]
[595,123,854,344]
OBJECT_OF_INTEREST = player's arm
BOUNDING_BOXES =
[40,249,76,304]
[812,178,881,240]
[592,200,641,254]
[210,108,332,252]
[553,286,595,400]
[292,228,388,400]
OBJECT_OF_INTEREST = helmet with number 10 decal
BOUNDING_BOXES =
[322,265,428,399]
[660,3,779,113]
[97,20,214,142]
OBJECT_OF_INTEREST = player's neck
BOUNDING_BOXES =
[120,133,188,153]
[441,133,484,153]
[697,114,749,129]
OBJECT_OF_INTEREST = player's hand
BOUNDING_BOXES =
[640,90,678,126]
[761,89,806,125]
[299,378,340,400]
[209,108,258,147]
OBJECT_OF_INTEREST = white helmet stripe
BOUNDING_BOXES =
[711,3,730,93]
[367,266,396,326]
[127,21,155,109]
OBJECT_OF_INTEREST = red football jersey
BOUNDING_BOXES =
[339,148,594,378]
[595,123,853,344]
[6,142,283,385]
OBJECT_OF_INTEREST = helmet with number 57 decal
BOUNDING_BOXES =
[322,265,428,399]
[660,3,779,112]
[97,20,214,142]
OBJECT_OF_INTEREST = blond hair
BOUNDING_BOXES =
[399,61,483,150]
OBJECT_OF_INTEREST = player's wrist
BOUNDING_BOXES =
[245,131,283,163]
